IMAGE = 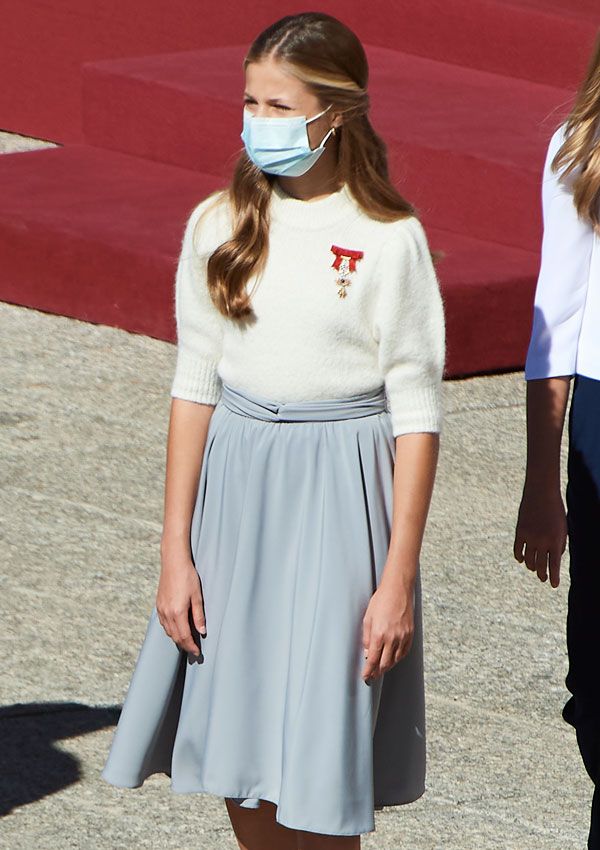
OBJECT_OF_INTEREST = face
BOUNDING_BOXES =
[244,54,337,150]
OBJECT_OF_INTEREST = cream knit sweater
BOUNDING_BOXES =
[170,180,445,437]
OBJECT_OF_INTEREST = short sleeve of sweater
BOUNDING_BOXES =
[170,196,226,405]
[371,217,446,436]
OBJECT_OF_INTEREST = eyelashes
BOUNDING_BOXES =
[243,99,293,111]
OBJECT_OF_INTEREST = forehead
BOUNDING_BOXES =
[244,55,312,101]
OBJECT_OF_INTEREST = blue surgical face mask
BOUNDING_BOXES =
[240,104,335,177]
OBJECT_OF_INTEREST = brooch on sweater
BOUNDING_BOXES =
[330,245,364,298]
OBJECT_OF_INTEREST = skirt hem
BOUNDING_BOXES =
[102,768,376,836]
[101,767,426,834]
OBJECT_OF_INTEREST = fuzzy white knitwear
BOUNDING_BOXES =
[170,180,446,437]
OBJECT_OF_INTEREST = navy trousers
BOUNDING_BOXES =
[564,374,600,850]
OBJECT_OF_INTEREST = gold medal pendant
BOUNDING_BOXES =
[330,245,364,298]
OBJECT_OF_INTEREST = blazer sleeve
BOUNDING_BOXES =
[170,197,226,405]
[524,125,595,380]
[371,216,446,437]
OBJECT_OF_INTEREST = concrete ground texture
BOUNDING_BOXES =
[0,134,592,849]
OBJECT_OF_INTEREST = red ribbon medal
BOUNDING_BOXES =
[330,245,364,298]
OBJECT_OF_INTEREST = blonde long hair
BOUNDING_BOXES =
[553,29,600,232]
[200,12,416,320]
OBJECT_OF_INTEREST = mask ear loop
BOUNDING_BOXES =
[318,126,336,149]
[306,104,333,124]
[306,105,337,150]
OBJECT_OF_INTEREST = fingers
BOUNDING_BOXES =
[172,610,201,655]
[191,591,207,639]
[158,605,201,656]
[362,638,383,683]
[518,540,563,588]
[378,642,397,674]
[548,549,561,589]
[536,550,549,584]
[361,617,373,679]
[177,623,201,656]
[523,542,549,583]
[362,616,371,656]
[513,531,526,563]
[523,541,538,573]
[397,630,414,662]
[361,632,414,682]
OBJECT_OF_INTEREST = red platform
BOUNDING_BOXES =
[0,146,222,339]
[0,143,539,376]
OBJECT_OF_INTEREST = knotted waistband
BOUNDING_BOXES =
[220,382,388,422]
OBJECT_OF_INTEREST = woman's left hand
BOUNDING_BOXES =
[361,577,414,683]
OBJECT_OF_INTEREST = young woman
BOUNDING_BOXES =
[102,12,445,849]
[514,31,600,850]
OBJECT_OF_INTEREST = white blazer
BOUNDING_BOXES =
[525,123,600,381]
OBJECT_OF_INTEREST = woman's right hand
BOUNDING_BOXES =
[156,543,206,656]
[513,487,568,588]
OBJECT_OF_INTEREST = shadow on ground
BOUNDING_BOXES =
[0,702,120,816]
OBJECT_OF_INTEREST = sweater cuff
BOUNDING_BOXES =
[388,383,443,437]
[170,347,222,405]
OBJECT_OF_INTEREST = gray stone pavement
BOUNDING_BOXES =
[0,299,591,850]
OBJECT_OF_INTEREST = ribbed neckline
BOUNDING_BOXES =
[269,180,359,230]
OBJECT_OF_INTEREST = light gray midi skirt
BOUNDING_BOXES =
[101,381,426,837]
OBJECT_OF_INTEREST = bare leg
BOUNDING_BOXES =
[296,829,360,850]
[224,798,299,850]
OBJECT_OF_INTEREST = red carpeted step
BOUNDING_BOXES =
[82,44,568,251]
[429,227,539,375]
[501,0,599,18]
[81,46,250,184]
[0,143,539,377]
[0,145,223,340]
[2,0,596,144]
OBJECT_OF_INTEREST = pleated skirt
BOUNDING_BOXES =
[101,381,426,837]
